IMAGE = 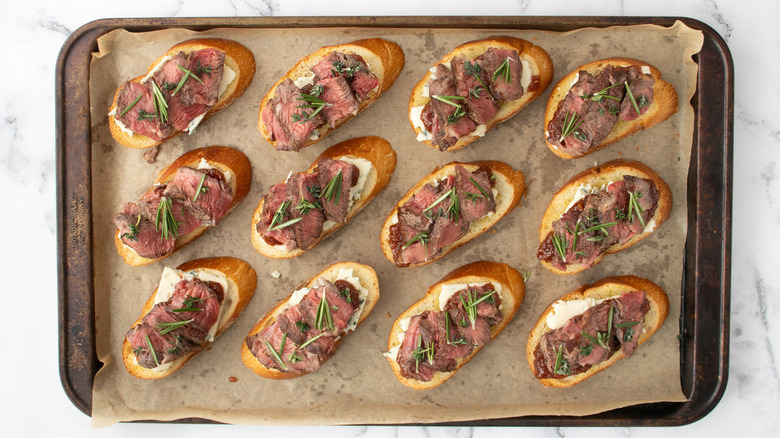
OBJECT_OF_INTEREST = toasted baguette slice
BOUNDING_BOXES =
[538,160,672,275]
[250,136,397,258]
[409,36,553,151]
[387,261,525,390]
[108,38,256,149]
[122,257,257,379]
[544,57,678,159]
[241,262,380,379]
[526,275,669,388]
[258,38,405,151]
[380,161,525,268]
[115,146,252,266]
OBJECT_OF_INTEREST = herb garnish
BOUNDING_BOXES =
[465,192,483,202]
[402,231,430,250]
[184,295,204,308]
[156,318,194,335]
[431,94,465,108]
[444,313,466,346]
[173,65,205,96]
[295,195,321,215]
[121,214,141,242]
[608,105,619,117]
[316,294,335,332]
[581,82,621,102]
[446,105,467,125]
[464,60,495,99]
[339,288,353,303]
[320,169,343,205]
[624,82,641,116]
[550,232,568,262]
[492,57,512,84]
[459,288,497,328]
[522,269,532,282]
[627,191,646,227]
[309,84,324,97]
[268,217,302,232]
[167,337,181,355]
[195,61,212,77]
[269,199,291,230]
[638,95,650,108]
[606,304,614,340]
[296,92,332,120]
[119,94,143,117]
[144,334,160,367]
[581,331,607,349]
[553,345,570,375]
[193,173,208,202]
[296,320,310,333]
[423,188,460,221]
[579,344,593,356]
[287,350,303,364]
[151,81,169,124]
[623,329,636,342]
[559,110,584,142]
[298,332,327,350]
[469,177,489,198]
[411,334,435,373]
[331,60,360,78]
[614,207,627,221]
[137,109,157,121]
[616,321,640,328]
[155,197,180,241]
[578,221,618,236]
[264,339,288,371]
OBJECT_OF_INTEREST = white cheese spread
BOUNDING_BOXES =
[545,297,605,330]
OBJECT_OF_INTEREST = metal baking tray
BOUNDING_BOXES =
[57,16,732,426]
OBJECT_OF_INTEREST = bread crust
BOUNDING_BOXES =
[538,159,672,275]
[257,38,405,151]
[380,161,525,268]
[114,145,252,266]
[250,136,397,258]
[108,38,256,149]
[386,261,525,389]
[526,275,669,388]
[544,57,678,159]
[241,262,380,379]
[122,256,257,379]
[409,35,553,151]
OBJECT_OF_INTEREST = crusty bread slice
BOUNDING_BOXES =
[409,35,553,151]
[544,57,678,159]
[241,261,380,379]
[114,145,252,266]
[526,275,669,388]
[122,257,257,379]
[108,38,256,149]
[380,161,525,268]
[538,159,672,275]
[386,261,525,390]
[257,38,405,151]
[250,136,396,258]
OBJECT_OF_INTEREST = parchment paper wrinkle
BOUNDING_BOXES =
[88,22,702,427]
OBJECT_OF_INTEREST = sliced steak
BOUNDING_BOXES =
[115,81,170,141]
[452,55,498,125]
[285,172,325,250]
[246,324,322,373]
[317,76,359,128]
[262,79,324,151]
[163,166,234,226]
[179,48,225,107]
[455,165,496,222]
[256,182,297,249]
[316,158,359,223]
[428,64,477,150]
[481,48,523,101]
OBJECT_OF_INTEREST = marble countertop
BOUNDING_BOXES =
[2,0,777,435]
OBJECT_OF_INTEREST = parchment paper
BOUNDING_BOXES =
[88,22,703,427]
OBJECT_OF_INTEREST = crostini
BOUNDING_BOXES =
[527,275,669,388]
[380,161,525,268]
[251,136,396,258]
[409,36,553,151]
[386,261,525,390]
[536,160,671,275]
[242,262,379,379]
[123,257,257,379]
[258,38,405,151]
[109,38,256,149]
[544,57,678,159]
[113,146,252,266]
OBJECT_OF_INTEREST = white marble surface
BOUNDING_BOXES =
[1,0,777,435]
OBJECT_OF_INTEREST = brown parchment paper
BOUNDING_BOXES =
[88,21,703,427]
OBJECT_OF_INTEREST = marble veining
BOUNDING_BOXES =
[1,0,778,436]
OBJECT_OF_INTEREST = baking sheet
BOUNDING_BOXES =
[84,21,703,426]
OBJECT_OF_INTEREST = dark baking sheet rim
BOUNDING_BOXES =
[56,16,732,426]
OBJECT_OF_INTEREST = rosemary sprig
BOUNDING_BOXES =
[119,94,143,117]
[411,334,435,373]
[167,336,182,355]
[606,304,614,341]
[469,176,489,198]
[623,328,636,342]
[264,339,288,370]
[296,92,332,120]
[464,60,495,99]
[550,232,568,262]
[402,231,430,251]
[579,344,593,356]
[316,294,335,332]
[465,192,483,202]
[431,94,465,108]
[581,82,621,102]
[155,197,180,241]
[121,214,141,242]
[627,191,646,227]
[571,221,581,253]
[172,307,203,313]
[522,269,532,282]
[423,188,460,221]
[553,345,570,375]
[156,318,194,335]
[151,81,168,124]
[459,288,497,328]
[195,61,212,77]
[288,350,303,363]
[492,57,512,84]
[309,84,324,97]
[144,334,160,367]
[331,60,360,78]
[320,169,343,205]
[193,173,208,202]
[446,105,467,125]
[638,95,650,108]
[339,288,353,303]
[172,65,204,95]
[137,109,157,121]
[608,104,619,117]
[581,331,607,349]
[624,82,641,116]
[269,199,291,229]
[298,332,327,350]
[614,207,627,221]
[559,110,583,142]
[615,321,640,328]
[578,221,618,236]
[267,217,302,232]
[296,320,310,333]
